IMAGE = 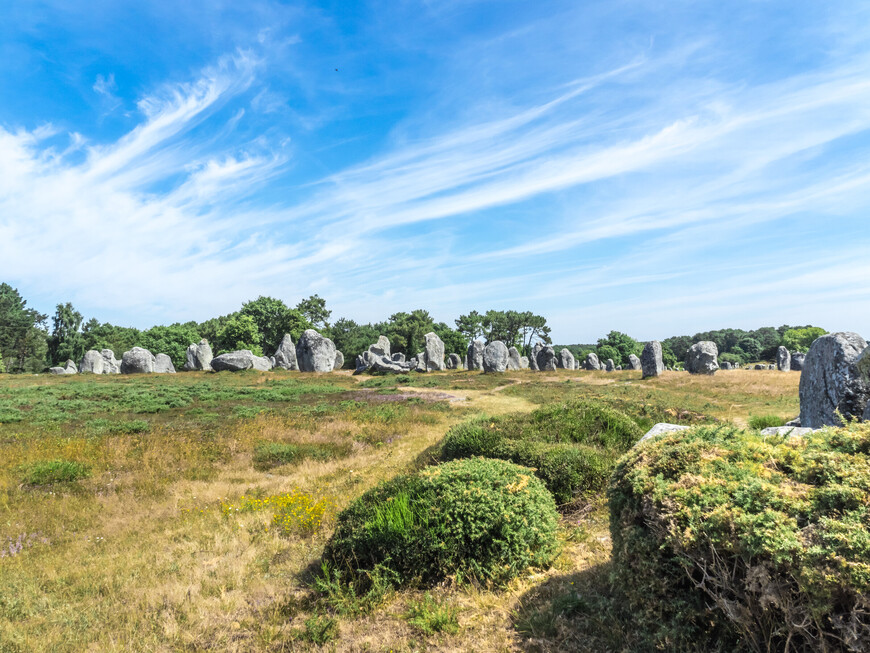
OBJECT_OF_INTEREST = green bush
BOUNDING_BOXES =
[19,459,91,485]
[609,424,870,652]
[252,441,351,470]
[441,400,642,503]
[322,458,559,588]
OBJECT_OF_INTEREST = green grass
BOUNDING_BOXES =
[252,441,352,470]
[405,593,460,635]
[19,459,91,485]
[747,413,786,429]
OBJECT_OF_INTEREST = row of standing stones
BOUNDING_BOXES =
[48,327,869,433]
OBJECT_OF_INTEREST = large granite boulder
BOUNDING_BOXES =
[211,350,267,372]
[421,332,445,371]
[467,339,485,371]
[121,347,156,374]
[446,353,462,369]
[585,352,601,371]
[334,351,345,370]
[369,336,391,358]
[536,346,557,371]
[101,349,121,374]
[799,333,869,428]
[392,353,405,363]
[296,329,337,373]
[529,343,542,371]
[685,341,719,375]
[507,347,522,371]
[776,346,791,371]
[154,353,176,374]
[520,356,530,369]
[791,352,806,371]
[605,358,615,372]
[48,366,67,375]
[184,339,214,371]
[559,349,575,370]
[80,350,105,374]
[483,341,509,373]
[627,354,641,371]
[271,335,298,371]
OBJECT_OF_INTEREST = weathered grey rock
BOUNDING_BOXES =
[641,341,664,378]
[154,353,176,374]
[467,340,485,371]
[184,339,214,372]
[529,343,543,371]
[755,364,766,370]
[48,366,67,375]
[252,355,272,371]
[585,352,601,371]
[791,352,805,371]
[776,346,791,372]
[446,353,462,369]
[63,359,77,374]
[760,426,815,437]
[605,358,615,372]
[211,350,260,372]
[392,353,405,363]
[369,336,391,358]
[507,347,522,371]
[785,417,801,426]
[639,423,691,443]
[559,348,575,370]
[296,329,337,373]
[616,365,623,371]
[685,341,719,375]
[627,354,641,371]
[520,356,530,369]
[272,335,298,371]
[422,332,445,371]
[721,361,733,370]
[101,349,121,374]
[483,341,509,373]
[334,351,344,370]
[270,356,276,368]
[537,346,557,371]
[121,347,156,374]
[80,350,105,374]
[768,364,776,370]
[415,352,427,373]
[799,332,869,428]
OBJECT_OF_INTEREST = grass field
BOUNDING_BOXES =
[0,368,800,652]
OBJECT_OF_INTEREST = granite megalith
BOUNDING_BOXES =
[685,341,719,375]
[296,329,337,373]
[121,347,156,374]
[483,341,509,373]
[799,332,869,428]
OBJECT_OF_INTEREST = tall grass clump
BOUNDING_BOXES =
[609,423,870,652]
[252,441,352,470]
[323,458,559,589]
[441,400,642,502]
[19,459,91,485]
[747,414,786,430]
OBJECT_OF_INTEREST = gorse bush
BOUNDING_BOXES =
[609,424,870,652]
[441,400,642,503]
[323,457,559,588]
[19,459,91,485]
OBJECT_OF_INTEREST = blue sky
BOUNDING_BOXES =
[1,0,869,342]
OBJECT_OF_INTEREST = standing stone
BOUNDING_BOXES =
[446,353,462,369]
[529,343,543,371]
[627,354,641,371]
[62,359,78,374]
[685,341,719,375]
[507,347,522,371]
[768,364,776,370]
[414,353,427,373]
[296,329,337,373]
[369,336,391,358]
[776,346,791,372]
[483,341,509,373]
[721,361,733,370]
[536,346,557,371]
[755,364,766,370]
[154,354,176,374]
[791,352,805,371]
[559,349,576,370]
[80,350,105,374]
[121,347,156,374]
[605,359,615,372]
[520,356,530,369]
[101,349,121,374]
[334,351,345,370]
[253,355,272,371]
[421,332,446,371]
[467,339,485,371]
[211,350,269,372]
[184,339,213,371]
[272,335,298,371]
[585,352,601,371]
[799,332,869,428]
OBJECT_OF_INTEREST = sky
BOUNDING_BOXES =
[1,0,869,343]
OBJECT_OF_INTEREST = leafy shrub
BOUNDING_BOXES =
[323,458,559,588]
[609,424,870,652]
[405,593,460,635]
[747,414,786,430]
[19,459,91,485]
[252,441,351,470]
[441,400,642,503]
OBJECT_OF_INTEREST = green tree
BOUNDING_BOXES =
[47,303,85,365]
[783,327,826,353]
[0,283,48,373]
[81,319,141,358]
[595,331,641,367]
[661,344,678,368]
[216,314,263,356]
[240,296,311,353]
[387,310,434,355]
[455,310,485,343]
[433,322,467,357]
[139,323,201,369]
[518,312,551,355]
[295,294,331,330]
[330,318,382,363]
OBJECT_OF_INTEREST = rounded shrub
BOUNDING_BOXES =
[609,423,870,652]
[323,457,559,588]
[441,400,642,503]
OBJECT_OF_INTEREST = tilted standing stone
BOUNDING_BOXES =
[369,336,391,358]
[641,341,664,378]
[154,353,176,373]
[296,329,337,372]
[334,351,344,369]
[585,352,601,371]
[685,341,719,375]
[507,347,522,370]
[776,346,791,371]
[529,343,542,371]
[121,347,156,374]
[537,346,557,371]
[467,339,485,371]
[559,348,575,370]
[627,354,641,370]
[422,332,446,371]
[483,341,509,373]
[799,333,869,428]
[271,335,298,371]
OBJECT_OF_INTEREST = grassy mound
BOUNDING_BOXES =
[609,424,870,652]
[441,400,642,503]
[322,457,559,588]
